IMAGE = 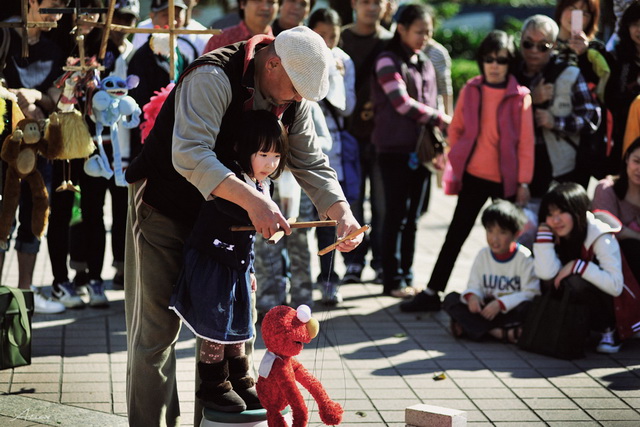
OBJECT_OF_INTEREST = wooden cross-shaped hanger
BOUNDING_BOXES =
[3,0,222,80]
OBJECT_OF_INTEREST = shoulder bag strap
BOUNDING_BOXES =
[321,99,344,132]
[0,286,31,347]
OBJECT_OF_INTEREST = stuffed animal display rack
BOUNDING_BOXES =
[257,305,343,427]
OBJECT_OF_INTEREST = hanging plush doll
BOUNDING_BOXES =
[46,66,97,192]
[257,305,343,427]
[0,115,63,249]
[86,75,141,187]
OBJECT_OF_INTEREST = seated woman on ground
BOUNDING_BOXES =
[534,182,624,354]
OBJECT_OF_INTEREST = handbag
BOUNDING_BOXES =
[0,286,34,370]
[415,124,446,169]
[442,160,461,195]
[518,278,589,360]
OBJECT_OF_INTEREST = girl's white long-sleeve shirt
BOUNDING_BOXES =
[533,210,624,297]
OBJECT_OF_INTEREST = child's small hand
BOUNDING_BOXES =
[250,273,257,292]
[467,295,483,314]
[480,300,501,321]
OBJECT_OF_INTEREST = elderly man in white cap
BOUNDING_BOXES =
[123,26,362,427]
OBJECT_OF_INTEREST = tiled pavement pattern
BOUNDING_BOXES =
[0,184,638,426]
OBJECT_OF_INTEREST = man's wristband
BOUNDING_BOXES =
[519,183,529,189]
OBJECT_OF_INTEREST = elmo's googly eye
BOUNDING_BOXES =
[296,305,312,323]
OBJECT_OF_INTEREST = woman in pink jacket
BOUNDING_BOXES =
[402,30,535,313]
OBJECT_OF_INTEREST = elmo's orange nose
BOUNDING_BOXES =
[306,318,319,339]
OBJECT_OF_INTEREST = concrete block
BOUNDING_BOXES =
[405,403,467,427]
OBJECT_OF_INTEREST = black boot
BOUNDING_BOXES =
[197,361,246,412]
[228,355,263,410]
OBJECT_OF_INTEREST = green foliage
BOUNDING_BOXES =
[436,27,486,60]
[502,16,526,35]
[451,59,480,99]
[432,3,461,21]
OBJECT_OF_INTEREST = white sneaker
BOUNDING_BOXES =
[86,280,109,307]
[52,281,85,308]
[597,329,621,354]
[31,286,66,314]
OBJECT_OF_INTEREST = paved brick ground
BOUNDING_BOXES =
[0,183,638,426]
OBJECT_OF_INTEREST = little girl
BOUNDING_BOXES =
[534,182,624,354]
[169,110,289,412]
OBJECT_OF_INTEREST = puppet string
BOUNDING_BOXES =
[308,228,348,416]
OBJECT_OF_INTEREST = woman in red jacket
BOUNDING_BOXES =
[402,30,535,312]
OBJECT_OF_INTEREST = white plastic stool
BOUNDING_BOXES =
[200,407,292,427]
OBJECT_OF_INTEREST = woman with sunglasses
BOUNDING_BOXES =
[401,30,534,312]
[554,0,612,184]
[607,0,640,172]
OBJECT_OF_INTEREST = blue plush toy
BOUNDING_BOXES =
[86,75,141,187]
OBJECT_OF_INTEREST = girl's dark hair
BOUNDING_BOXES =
[617,0,640,62]
[235,110,289,180]
[308,7,341,29]
[481,200,527,234]
[387,3,433,55]
[538,182,590,263]
[476,30,517,79]
[613,137,640,199]
[554,0,600,38]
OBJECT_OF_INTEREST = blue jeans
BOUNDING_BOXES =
[342,141,385,271]
[378,152,429,293]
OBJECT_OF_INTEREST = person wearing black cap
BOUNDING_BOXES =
[123,26,363,427]
[126,0,193,190]
[131,0,208,62]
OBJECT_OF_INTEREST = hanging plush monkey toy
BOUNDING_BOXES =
[0,114,63,250]
[86,75,141,187]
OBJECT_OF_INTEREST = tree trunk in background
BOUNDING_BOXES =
[330,0,353,26]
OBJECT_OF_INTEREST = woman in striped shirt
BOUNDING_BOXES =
[371,3,450,298]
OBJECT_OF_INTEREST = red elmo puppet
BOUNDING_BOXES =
[257,305,343,427]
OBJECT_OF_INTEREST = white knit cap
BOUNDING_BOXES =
[273,26,332,102]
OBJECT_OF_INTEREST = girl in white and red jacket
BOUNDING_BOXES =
[535,182,624,353]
